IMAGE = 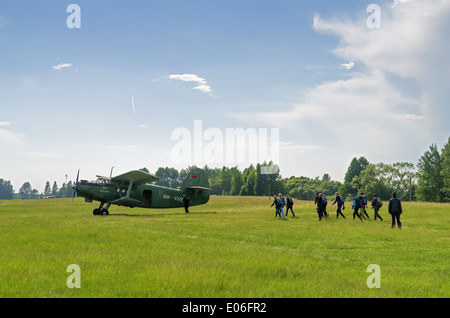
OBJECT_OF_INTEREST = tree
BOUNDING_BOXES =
[351,163,413,200]
[389,162,416,201]
[230,170,244,196]
[240,165,257,196]
[139,167,150,173]
[44,182,51,197]
[19,182,33,199]
[52,181,59,196]
[341,157,370,196]
[441,137,450,202]
[0,179,14,200]
[66,181,74,198]
[254,162,282,196]
[417,144,444,202]
[154,167,180,188]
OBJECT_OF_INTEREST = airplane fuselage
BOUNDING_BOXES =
[77,180,209,209]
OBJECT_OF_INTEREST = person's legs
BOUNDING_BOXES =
[290,207,295,217]
[374,207,383,221]
[354,207,362,221]
[396,213,401,228]
[338,205,346,219]
[391,213,396,228]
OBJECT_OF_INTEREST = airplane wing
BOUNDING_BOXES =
[111,170,159,185]
[110,197,143,207]
[185,186,212,191]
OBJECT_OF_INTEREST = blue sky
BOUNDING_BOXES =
[1,0,449,192]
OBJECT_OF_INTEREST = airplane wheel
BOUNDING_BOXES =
[93,208,100,215]
[101,209,109,216]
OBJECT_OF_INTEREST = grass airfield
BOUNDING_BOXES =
[0,196,448,298]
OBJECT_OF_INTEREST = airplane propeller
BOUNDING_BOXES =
[72,169,80,200]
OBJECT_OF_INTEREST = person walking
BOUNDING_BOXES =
[322,193,329,218]
[285,194,295,217]
[271,195,285,218]
[351,194,363,222]
[388,192,402,228]
[182,194,190,214]
[278,193,286,217]
[371,194,384,221]
[332,192,346,219]
[315,192,325,221]
[359,192,370,220]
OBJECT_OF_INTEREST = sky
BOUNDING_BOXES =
[1,0,449,192]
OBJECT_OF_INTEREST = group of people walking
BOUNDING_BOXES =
[315,191,402,227]
[271,191,403,228]
[271,193,295,218]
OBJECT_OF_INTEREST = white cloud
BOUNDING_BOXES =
[232,0,450,179]
[392,0,411,8]
[279,142,323,153]
[104,145,138,151]
[193,84,212,94]
[0,121,12,126]
[340,61,355,70]
[169,74,212,95]
[22,152,61,158]
[52,63,72,71]
[0,129,25,146]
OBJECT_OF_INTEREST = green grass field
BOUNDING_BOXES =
[0,196,448,298]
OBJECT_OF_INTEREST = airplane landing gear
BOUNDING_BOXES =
[93,202,110,216]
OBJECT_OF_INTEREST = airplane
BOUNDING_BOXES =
[72,168,211,215]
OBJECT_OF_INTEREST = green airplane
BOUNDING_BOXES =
[73,168,211,215]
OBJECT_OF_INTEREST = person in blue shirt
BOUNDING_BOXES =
[351,194,363,222]
[271,195,285,218]
[332,192,346,219]
[278,193,286,217]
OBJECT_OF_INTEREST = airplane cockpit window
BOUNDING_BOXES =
[95,178,112,185]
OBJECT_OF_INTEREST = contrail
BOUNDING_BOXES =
[131,96,136,115]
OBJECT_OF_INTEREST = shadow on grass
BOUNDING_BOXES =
[108,211,218,218]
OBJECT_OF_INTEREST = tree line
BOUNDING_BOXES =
[1,137,448,202]
[339,137,449,202]
[0,180,75,200]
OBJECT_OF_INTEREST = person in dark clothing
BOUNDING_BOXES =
[182,194,190,214]
[351,194,363,222]
[332,192,346,219]
[359,192,370,220]
[285,194,295,217]
[371,194,384,221]
[322,193,329,218]
[315,192,328,219]
[388,192,402,228]
[315,192,325,221]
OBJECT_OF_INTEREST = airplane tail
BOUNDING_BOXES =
[181,168,211,205]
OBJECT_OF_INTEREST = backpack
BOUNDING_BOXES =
[376,197,383,207]
[276,197,282,208]
[322,194,327,206]
[287,197,293,206]
[355,198,362,208]
[339,196,345,205]
[360,195,367,205]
